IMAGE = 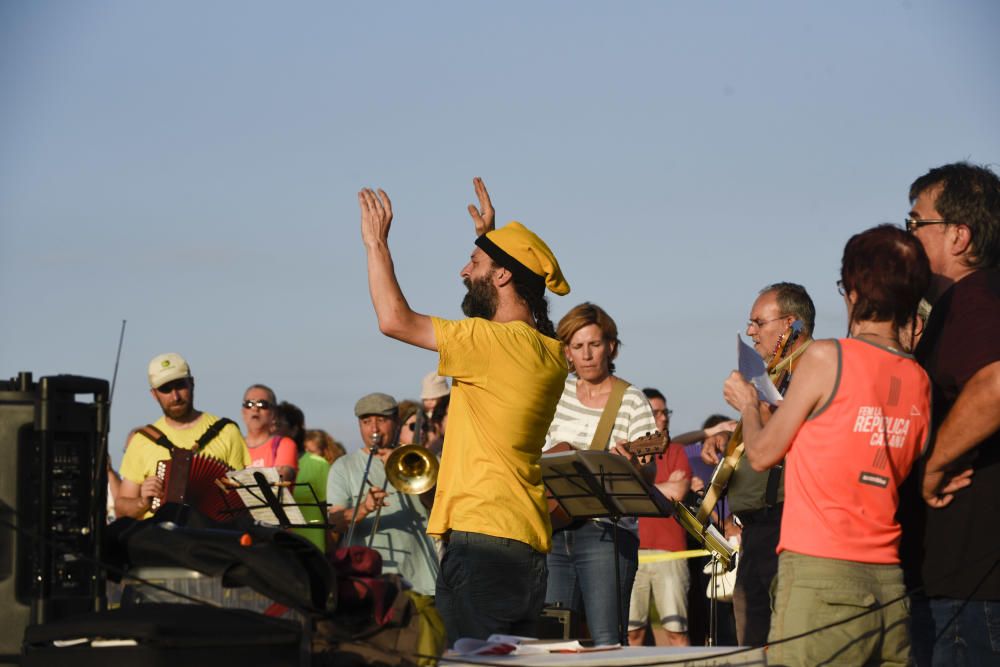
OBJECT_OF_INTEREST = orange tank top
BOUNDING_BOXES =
[778,338,930,564]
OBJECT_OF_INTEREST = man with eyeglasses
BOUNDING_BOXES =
[627,388,693,647]
[326,392,439,598]
[900,162,1000,665]
[115,352,251,519]
[700,282,815,646]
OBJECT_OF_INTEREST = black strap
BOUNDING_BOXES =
[137,417,235,454]
[765,463,783,507]
[138,424,177,452]
[196,417,235,450]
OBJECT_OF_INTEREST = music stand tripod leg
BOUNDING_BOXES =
[611,516,625,646]
[708,554,717,647]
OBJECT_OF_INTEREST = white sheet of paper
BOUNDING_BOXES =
[737,334,783,406]
[226,467,307,526]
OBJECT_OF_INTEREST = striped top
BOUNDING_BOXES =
[543,377,656,532]
[543,378,656,452]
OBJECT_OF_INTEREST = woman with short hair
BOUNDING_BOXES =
[723,225,938,665]
[542,302,657,646]
[241,384,298,482]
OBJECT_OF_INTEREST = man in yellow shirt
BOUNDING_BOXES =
[115,352,251,519]
[358,178,570,644]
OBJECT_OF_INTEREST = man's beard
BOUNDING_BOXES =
[461,275,499,319]
[160,396,194,421]
[163,402,193,421]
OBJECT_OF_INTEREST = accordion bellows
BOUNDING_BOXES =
[152,451,243,522]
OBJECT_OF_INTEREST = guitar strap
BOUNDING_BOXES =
[588,378,630,451]
[763,338,811,507]
[764,463,783,507]
[769,338,812,378]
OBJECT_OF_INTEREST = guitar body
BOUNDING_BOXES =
[544,433,668,532]
[695,423,745,524]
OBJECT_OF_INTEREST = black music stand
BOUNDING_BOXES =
[221,469,329,534]
[540,450,675,646]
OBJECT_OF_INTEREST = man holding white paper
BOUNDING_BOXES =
[700,283,815,646]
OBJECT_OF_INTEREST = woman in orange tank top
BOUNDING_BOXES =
[721,225,961,666]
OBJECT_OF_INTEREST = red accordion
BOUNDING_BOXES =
[151,449,243,522]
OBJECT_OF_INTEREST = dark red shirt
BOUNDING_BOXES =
[638,442,692,552]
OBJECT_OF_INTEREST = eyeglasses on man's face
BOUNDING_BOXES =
[904,217,948,233]
[242,399,272,410]
[746,316,789,330]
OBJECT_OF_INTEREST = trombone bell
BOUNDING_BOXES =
[384,444,439,495]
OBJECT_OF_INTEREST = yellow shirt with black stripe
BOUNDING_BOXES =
[429,317,567,553]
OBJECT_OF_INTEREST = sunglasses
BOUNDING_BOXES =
[407,422,435,432]
[155,379,190,394]
[242,399,273,410]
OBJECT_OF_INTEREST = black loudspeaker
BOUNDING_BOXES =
[0,372,109,660]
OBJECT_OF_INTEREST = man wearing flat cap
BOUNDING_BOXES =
[115,352,251,519]
[326,392,439,598]
[358,177,570,643]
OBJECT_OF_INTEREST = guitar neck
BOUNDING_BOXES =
[688,327,804,529]
[722,421,744,458]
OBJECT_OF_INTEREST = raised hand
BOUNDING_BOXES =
[467,176,495,236]
[359,188,393,246]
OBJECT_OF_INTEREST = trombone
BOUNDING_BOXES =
[367,444,439,545]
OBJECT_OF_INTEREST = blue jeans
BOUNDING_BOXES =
[911,596,1000,666]
[436,531,547,647]
[546,521,639,646]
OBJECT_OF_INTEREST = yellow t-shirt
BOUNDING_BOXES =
[120,412,251,485]
[429,317,567,553]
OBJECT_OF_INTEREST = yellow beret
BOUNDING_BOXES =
[476,221,570,296]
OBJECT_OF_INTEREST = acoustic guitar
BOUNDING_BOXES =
[545,431,669,531]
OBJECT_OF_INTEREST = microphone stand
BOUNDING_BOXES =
[344,433,380,547]
[413,410,426,446]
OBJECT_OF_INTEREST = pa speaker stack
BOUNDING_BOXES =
[0,372,108,662]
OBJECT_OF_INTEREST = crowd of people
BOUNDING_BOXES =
[108,163,998,666]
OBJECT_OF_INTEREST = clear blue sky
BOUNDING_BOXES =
[2,2,998,467]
